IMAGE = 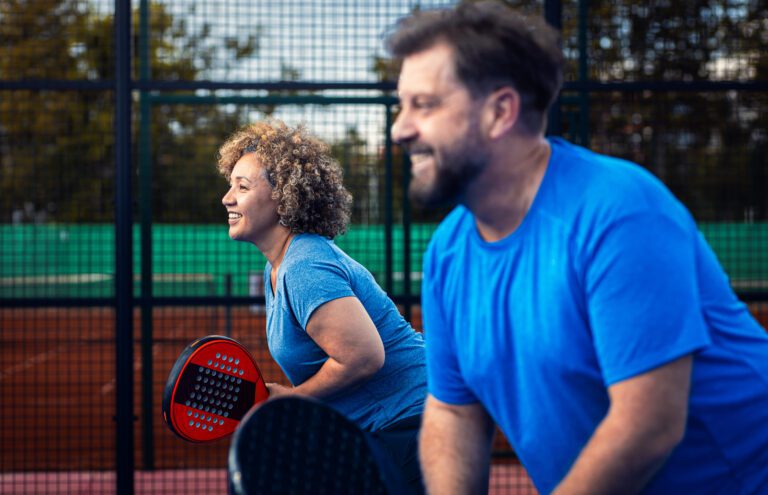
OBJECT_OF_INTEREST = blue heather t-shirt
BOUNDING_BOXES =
[265,233,426,432]
[423,138,768,494]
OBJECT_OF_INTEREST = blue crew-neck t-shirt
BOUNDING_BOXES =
[266,233,426,432]
[422,138,768,494]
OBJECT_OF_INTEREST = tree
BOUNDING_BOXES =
[330,126,377,224]
[580,0,768,221]
[0,0,262,223]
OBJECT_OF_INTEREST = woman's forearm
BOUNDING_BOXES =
[289,355,380,399]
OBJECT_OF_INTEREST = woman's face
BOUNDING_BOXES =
[221,152,281,244]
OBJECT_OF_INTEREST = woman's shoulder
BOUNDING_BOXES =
[283,234,347,273]
[288,233,335,257]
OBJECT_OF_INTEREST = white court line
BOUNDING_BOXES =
[0,344,70,381]
[99,315,193,395]
[0,274,110,286]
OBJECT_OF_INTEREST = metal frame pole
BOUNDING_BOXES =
[114,0,134,492]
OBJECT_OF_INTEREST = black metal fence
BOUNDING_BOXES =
[1,0,766,494]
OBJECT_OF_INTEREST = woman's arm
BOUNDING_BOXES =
[267,296,385,399]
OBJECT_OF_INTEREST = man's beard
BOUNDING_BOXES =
[408,137,487,208]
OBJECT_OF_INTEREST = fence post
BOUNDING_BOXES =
[115,0,135,493]
[544,0,563,136]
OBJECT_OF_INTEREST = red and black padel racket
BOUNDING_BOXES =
[162,335,269,443]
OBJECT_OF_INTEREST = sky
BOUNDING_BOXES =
[153,0,458,149]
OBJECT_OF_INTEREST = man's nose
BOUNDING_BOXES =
[391,109,416,145]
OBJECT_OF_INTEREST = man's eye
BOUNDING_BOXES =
[414,99,437,110]
[239,185,248,191]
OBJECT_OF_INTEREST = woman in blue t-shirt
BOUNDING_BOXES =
[218,119,426,493]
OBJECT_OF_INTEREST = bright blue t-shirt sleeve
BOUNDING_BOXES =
[422,238,479,405]
[282,252,355,330]
[584,212,711,385]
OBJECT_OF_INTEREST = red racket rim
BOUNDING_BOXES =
[162,335,267,442]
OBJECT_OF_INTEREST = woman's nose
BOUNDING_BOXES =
[222,187,235,206]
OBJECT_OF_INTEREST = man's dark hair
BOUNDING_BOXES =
[386,1,564,134]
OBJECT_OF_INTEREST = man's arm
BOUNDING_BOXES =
[553,355,692,495]
[419,394,496,494]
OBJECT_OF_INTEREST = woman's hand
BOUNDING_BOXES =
[266,382,295,398]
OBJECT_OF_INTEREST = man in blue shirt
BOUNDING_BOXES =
[386,2,768,494]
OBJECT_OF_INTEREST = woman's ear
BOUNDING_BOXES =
[484,87,520,140]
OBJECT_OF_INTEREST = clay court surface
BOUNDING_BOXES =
[3,304,766,493]
[0,465,537,494]
[0,306,540,494]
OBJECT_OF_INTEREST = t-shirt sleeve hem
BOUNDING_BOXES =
[429,387,481,407]
[299,291,356,329]
[603,341,709,386]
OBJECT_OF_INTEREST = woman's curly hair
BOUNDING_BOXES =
[217,119,352,239]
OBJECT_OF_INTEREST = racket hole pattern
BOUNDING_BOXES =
[175,365,258,432]
[166,338,267,444]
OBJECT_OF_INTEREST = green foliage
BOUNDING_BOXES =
[0,0,263,223]
[1,0,765,224]
[578,0,767,221]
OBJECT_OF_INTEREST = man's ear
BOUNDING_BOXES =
[484,87,520,140]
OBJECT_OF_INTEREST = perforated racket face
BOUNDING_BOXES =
[163,336,269,443]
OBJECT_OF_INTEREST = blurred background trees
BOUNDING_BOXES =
[1,0,765,224]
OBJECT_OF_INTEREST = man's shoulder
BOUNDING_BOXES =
[548,138,685,224]
[550,138,657,190]
[429,206,473,248]
[421,207,476,280]
[435,205,472,234]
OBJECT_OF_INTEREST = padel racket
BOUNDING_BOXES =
[162,335,269,443]
[229,397,399,495]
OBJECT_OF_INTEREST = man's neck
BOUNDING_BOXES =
[465,135,551,242]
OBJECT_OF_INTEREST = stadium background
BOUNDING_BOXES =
[1,0,766,493]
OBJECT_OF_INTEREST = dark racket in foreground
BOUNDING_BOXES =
[162,335,269,443]
[229,397,404,495]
